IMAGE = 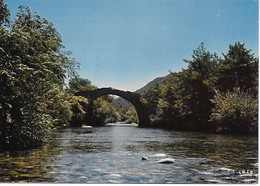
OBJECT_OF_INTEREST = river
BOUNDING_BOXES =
[0,123,258,183]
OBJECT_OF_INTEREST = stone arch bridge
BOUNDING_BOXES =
[75,87,150,127]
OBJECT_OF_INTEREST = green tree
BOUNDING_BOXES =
[67,77,94,127]
[180,43,219,130]
[156,72,190,129]
[0,5,76,150]
[0,0,9,26]
[67,77,96,93]
[69,95,89,127]
[216,42,258,94]
[144,83,162,118]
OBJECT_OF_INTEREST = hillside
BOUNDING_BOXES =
[113,74,170,110]
[135,74,170,94]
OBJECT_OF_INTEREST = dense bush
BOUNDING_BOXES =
[69,95,89,127]
[0,3,77,150]
[210,88,258,134]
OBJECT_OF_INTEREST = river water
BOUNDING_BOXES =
[0,124,258,184]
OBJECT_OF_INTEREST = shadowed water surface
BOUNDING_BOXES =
[0,124,258,183]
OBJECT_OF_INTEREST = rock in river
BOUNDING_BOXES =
[157,158,175,164]
[150,153,167,158]
[82,125,93,129]
[141,156,149,160]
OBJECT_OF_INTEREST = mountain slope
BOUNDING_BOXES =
[135,74,170,94]
[113,74,170,110]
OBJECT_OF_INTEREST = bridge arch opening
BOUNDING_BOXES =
[74,88,150,127]
[112,96,139,124]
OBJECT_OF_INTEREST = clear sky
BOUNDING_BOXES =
[5,0,258,91]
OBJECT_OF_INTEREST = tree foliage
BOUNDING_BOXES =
[0,4,77,150]
[118,107,138,124]
[67,77,95,93]
[216,42,258,94]
[210,88,258,134]
[144,42,258,134]
[0,0,9,26]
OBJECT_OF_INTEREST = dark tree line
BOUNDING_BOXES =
[143,42,258,134]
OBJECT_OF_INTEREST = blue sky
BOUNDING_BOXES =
[5,0,258,91]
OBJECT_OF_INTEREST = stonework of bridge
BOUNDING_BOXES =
[75,87,150,127]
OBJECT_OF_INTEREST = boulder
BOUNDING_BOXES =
[141,156,149,160]
[157,158,175,164]
[82,125,93,129]
[150,153,167,158]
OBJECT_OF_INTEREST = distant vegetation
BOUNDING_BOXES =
[0,0,257,152]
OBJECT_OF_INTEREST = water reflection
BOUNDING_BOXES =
[57,128,113,154]
[0,125,258,183]
[0,139,61,182]
[142,131,258,171]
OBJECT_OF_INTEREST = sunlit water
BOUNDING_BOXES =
[0,124,258,183]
